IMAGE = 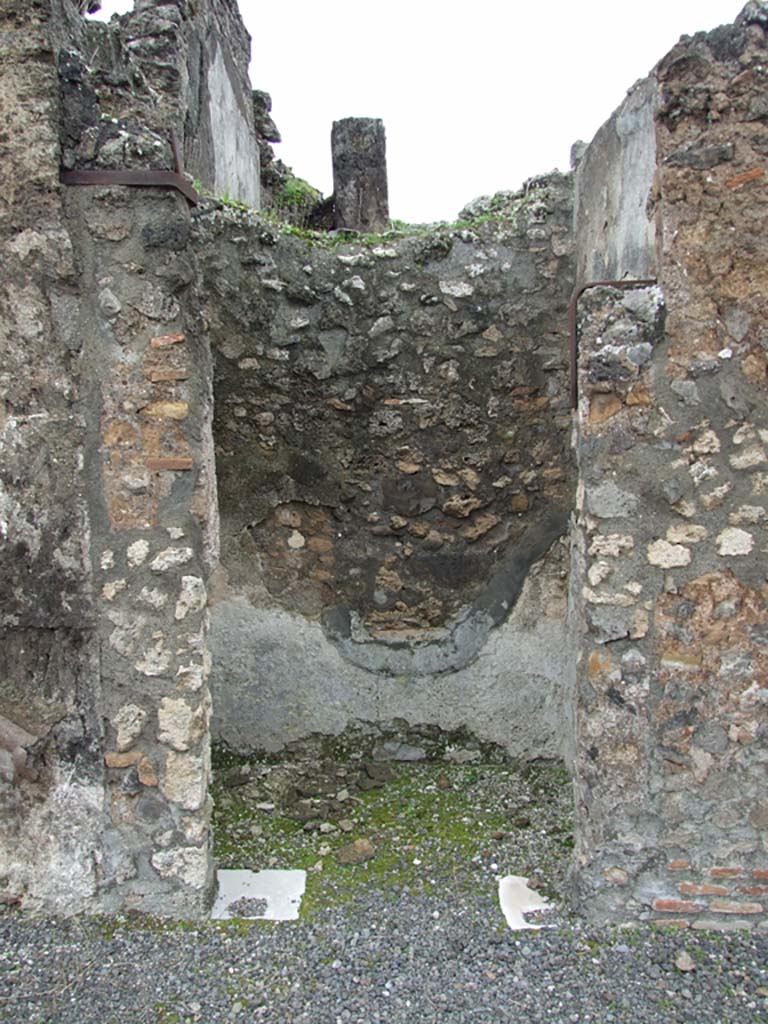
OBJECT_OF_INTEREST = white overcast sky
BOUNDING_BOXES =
[93,0,742,222]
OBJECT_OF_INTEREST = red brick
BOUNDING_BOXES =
[137,756,158,787]
[150,332,186,348]
[739,886,768,897]
[707,867,743,879]
[653,898,704,914]
[667,859,691,872]
[140,400,189,421]
[679,882,728,897]
[652,918,691,929]
[146,457,194,471]
[726,167,764,189]
[708,900,763,915]
[753,869,768,881]
[148,368,190,383]
[105,750,140,768]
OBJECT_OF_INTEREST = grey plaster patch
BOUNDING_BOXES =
[207,45,260,209]
[574,74,658,283]
[586,481,639,519]
[1,776,106,915]
[586,605,631,644]
[208,557,572,760]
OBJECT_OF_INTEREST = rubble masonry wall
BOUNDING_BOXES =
[196,176,575,757]
[571,4,768,929]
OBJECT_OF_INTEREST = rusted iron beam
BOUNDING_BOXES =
[60,129,199,206]
[60,167,199,205]
[569,278,657,410]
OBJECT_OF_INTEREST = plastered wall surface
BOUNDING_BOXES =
[61,0,260,205]
[573,75,659,285]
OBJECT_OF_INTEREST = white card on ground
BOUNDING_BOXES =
[497,874,552,931]
[211,869,306,921]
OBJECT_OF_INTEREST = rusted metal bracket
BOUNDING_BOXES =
[569,278,658,409]
[60,129,199,206]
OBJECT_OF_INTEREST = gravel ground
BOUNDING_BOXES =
[1,757,766,1024]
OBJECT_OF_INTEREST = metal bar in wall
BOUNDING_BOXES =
[60,167,199,206]
[60,129,199,206]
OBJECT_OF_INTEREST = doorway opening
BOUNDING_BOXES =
[194,174,578,917]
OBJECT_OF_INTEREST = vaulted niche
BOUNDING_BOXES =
[198,176,577,758]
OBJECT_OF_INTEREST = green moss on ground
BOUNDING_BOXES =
[210,750,573,921]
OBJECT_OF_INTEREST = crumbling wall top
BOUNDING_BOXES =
[60,0,261,206]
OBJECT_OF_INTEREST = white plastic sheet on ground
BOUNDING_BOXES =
[497,874,552,931]
[211,869,306,921]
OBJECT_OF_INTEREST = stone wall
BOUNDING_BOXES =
[196,177,577,757]
[69,180,217,916]
[0,0,106,915]
[570,2,768,930]
[0,0,228,916]
[65,0,260,206]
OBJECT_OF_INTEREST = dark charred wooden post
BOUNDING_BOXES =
[331,117,389,232]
